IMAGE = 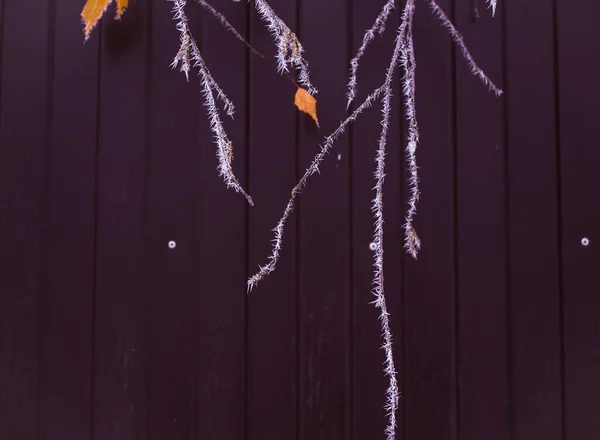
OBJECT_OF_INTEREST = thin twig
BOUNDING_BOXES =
[400,0,421,258]
[346,0,396,108]
[197,0,299,88]
[253,0,317,94]
[247,85,385,291]
[170,0,253,205]
[428,0,503,96]
[487,0,498,17]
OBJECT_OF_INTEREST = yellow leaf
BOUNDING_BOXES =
[116,0,129,18]
[294,87,319,128]
[81,0,128,40]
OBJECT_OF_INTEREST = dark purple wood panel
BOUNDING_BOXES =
[298,1,351,440]
[144,0,199,438]
[557,0,600,438]
[350,2,403,440]
[38,1,98,438]
[505,1,562,439]
[247,1,298,440]
[92,1,149,438]
[453,1,509,439]
[403,1,457,440]
[196,2,248,439]
[2,1,600,439]
[0,0,50,438]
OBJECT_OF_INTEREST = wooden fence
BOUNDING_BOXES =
[0,0,598,439]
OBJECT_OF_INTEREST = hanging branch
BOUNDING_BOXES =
[247,85,384,291]
[372,2,416,437]
[169,0,253,205]
[428,0,503,97]
[249,1,503,439]
[400,0,421,258]
[197,0,300,88]
[487,0,498,17]
[346,0,396,108]
[252,0,317,95]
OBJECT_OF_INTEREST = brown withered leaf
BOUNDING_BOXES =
[294,87,319,128]
[81,0,129,40]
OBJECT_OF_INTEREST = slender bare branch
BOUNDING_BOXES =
[247,85,383,291]
[400,0,421,258]
[487,0,497,17]
[170,0,253,205]
[253,0,317,94]
[428,0,503,96]
[197,0,300,88]
[346,0,396,108]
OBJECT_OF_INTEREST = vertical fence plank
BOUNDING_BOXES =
[247,1,298,440]
[144,0,199,438]
[505,1,563,440]
[556,0,600,437]
[298,1,351,440]
[0,0,50,438]
[349,2,403,440]
[453,1,509,439]
[403,1,457,440]
[38,1,98,438]
[196,2,248,439]
[92,1,149,438]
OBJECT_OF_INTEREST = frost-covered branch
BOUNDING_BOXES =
[346,0,396,108]
[170,0,253,205]
[198,0,265,59]
[487,0,498,17]
[400,0,421,258]
[249,0,504,438]
[428,0,503,97]
[252,0,317,95]
[247,85,383,291]
[248,4,421,438]
[371,4,415,437]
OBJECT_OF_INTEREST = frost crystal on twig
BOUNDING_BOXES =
[198,0,256,54]
[250,1,503,439]
[399,0,421,258]
[428,0,503,97]
[169,0,253,205]
[372,5,415,437]
[346,0,395,109]
[487,0,498,17]
[252,0,317,95]
[247,86,383,291]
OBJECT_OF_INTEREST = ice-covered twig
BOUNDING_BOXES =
[247,86,383,291]
[170,0,253,205]
[252,0,317,95]
[197,0,301,88]
[346,0,396,108]
[371,4,416,437]
[428,0,503,97]
[400,0,421,258]
[197,0,265,59]
[487,0,497,17]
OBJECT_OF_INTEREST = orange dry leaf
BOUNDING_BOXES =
[294,87,319,128]
[116,0,129,18]
[81,0,129,40]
